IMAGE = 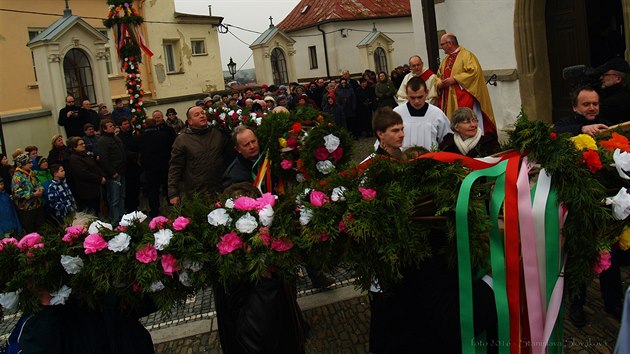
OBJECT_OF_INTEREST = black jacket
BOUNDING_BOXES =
[599,84,630,125]
[222,154,257,190]
[97,133,127,177]
[554,113,611,136]
[58,105,88,138]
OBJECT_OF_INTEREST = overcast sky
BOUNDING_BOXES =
[174,0,301,71]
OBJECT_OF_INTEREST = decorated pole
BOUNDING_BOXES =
[103,1,153,132]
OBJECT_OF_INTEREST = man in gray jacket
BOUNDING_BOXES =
[168,106,232,205]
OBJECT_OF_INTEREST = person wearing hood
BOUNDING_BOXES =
[168,106,232,205]
[11,153,45,232]
[322,93,346,129]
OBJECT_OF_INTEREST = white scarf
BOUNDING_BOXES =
[454,128,482,155]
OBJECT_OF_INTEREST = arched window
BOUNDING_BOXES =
[374,47,388,74]
[63,49,96,103]
[270,48,289,85]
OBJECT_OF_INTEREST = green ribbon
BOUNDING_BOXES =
[456,160,508,353]
[545,187,563,353]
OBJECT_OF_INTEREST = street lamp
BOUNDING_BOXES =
[227,57,237,80]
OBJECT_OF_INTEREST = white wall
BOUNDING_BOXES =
[288,17,416,80]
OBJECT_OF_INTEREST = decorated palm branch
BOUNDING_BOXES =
[103,1,153,131]
[2,109,630,353]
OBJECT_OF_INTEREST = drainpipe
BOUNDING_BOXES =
[317,25,330,79]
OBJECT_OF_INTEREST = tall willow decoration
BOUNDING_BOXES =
[103,1,153,131]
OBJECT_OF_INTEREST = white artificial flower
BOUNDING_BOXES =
[219,112,226,121]
[60,255,84,274]
[0,290,21,311]
[50,285,72,306]
[606,187,630,220]
[88,220,113,235]
[316,160,335,174]
[613,149,630,180]
[323,134,340,153]
[119,211,148,226]
[235,213,258,234]
[150,281,165,292]
[225,198,235,209]
[154,229,174,251]
[182,260,203,272]
[331,186,347,202]
[179,270,191,287]
[258,205,274,227]
[207,208,232,226]
[255,117,263,126]
[299,207,313,226]
[296,173,306,183]
[108,233,131,252]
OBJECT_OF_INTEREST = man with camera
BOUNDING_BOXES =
[58,95,90,138]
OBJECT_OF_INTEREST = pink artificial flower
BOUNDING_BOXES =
[149,216,170,230]
[331,147,343,162]
[18,233,44,251]
[136,243,158,263]
[0,237,18,251]
[172,216,191,231]
[216,232,243,255]
[319,233,330,242]
[115,225,127,232]
[594,251,612,275]
[62,226,86,244]
[215,202,222,207]
[281,159,293,170]
[271,238,294,252]
[132,283,141,293]
[161,254,181,276]
[233,196,258,211]
[286,136,298,149]
[338,220,348,233]
[83,233,108,254]
[359,187,377,201]
[258,227,271,246]
[256,193,276,209]
[310,190,330,207]
[315,146,330,161]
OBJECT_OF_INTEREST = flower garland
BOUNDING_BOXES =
[206,106,262,135]
[104,1,153,131]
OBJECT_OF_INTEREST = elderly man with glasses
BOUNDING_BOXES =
[593,56,630,125]
[396,55,436,106]
[436,32,497,136]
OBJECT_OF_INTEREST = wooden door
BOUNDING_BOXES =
[545,0,590,121]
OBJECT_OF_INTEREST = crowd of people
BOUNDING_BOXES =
[2,30,629,353]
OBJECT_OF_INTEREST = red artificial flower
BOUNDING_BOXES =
[286,137,298,149]
[582,149,602,173]
[600,133,630,153]
[315,146,330,161]
[549,132,557,140]
[291,122,302,134]
[331,147,343,162]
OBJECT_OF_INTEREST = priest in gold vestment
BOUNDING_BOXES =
[435,33,497,135]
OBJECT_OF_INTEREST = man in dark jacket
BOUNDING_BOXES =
[58,96,87,138]
[554,86,610,136]
[117,118,141,212]
[222,126,260,190]
[168,106,232,205]
[97,119,127,225]
[140,112,175,216]
[78,100,101,132]
[593,57,630,125]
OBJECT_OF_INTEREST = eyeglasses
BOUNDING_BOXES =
[460,118,479,124]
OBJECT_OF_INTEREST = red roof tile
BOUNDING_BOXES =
[277,0,411,33]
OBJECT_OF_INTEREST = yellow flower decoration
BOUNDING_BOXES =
[570,134,598,151]
[278,137,287,148]
[619,226,630,251]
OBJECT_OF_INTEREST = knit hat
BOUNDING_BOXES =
[212,94,222,102]
[14,153,31,167]
[264,96,275,103]
[32,156,48,171]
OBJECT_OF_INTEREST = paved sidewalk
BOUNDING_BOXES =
[154,280,624,354]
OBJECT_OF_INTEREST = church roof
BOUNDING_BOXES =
[277,0,411,33]
[28,12,107,46]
